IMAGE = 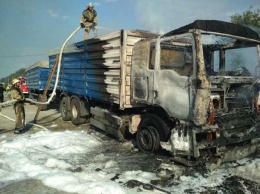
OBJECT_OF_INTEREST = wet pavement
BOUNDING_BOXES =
[1,103,260,193]
[0,179,74,194]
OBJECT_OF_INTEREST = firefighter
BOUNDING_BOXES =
[0,83,6,103]
[6,85,11,91]
[10,78,25,134]
[80,2,98,40]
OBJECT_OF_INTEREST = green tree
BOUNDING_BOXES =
[230,8,260,27]
[0,68,26,86]
[230,7,260,75]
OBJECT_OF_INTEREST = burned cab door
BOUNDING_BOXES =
[151,40,194,120]
[132,41,154,104]
[132,76,150,102]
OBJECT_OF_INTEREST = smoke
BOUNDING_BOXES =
[133,0,184,34]
[133,1,167,34]
[133,0,235,34]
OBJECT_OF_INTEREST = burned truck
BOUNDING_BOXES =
[50,20,260,165]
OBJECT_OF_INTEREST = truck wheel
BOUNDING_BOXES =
[70,98,86,125]
[60,97,70,121]
[136,125,160,153]
[136,114,164,153]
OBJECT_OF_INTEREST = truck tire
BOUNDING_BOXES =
[70,98,86,125]
[136,114,168,153]
[60,97,70,121]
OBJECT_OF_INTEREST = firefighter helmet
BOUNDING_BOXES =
[12,78,20,85]
[87,2,93,7]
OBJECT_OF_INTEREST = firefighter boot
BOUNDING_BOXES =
[14,128,23,134]
[14,128,20,134]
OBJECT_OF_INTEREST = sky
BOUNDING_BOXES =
[0,0,259,80]
[0,126,260,193]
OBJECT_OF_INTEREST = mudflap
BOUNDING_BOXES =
[206,139,260,171]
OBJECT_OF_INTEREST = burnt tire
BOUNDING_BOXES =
[60,97,70,121]
[136,114,168,153]
[136,125,160,153]
[70,98,86,125]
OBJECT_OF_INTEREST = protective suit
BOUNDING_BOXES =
[80,2,98,40]
[10,79,25,134]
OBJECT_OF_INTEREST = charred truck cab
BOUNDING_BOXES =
[52,20,260,167]
[131,20,260,165]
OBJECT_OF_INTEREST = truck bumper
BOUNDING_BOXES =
[160,123,260,167]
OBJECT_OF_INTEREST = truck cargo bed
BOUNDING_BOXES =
[49,30,158,109]
[25,61,50,91]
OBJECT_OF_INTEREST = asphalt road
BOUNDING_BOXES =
[0,103,173,193]
[1,102,260,194]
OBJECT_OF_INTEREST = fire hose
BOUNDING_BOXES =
[0,26,81,128]
[0,24,113,109]
[0,110,48,130]
[0,26,81,109]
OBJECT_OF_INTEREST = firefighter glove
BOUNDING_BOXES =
[80,23,85,28]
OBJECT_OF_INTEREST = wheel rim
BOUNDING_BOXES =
[138,126,156,151]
